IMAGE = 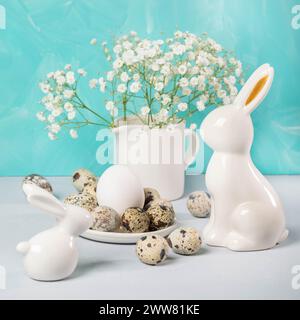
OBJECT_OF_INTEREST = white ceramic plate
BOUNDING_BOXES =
[81,221,178,244]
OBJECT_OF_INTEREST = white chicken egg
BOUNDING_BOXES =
[97,165,145,214]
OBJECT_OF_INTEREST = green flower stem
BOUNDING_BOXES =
[74,93,111,125]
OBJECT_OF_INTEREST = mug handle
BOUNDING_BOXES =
[184,128,200,169]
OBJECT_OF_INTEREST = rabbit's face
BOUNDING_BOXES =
[64,205,93,236]
[200,104,253,153]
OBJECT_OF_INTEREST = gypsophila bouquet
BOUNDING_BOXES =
[37,31,244,140]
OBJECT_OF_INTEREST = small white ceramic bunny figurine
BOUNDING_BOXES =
[200,64,288,251]
[17,184,92,281]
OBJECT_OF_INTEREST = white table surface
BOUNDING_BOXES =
[0,175,299,300]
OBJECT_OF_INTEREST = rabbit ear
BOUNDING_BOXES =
[23,184,66,219]
[234,64,274,113]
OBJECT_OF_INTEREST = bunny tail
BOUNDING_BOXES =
[16,241,31,254]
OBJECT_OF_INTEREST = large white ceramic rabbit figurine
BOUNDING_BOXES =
[200,64,288,251]
[17,184,92,281]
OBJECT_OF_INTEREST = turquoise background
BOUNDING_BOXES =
[0,0,299,176]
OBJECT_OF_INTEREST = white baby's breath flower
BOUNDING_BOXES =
[182,88,192,96]
[217,90,226,99]
[130,30,137,36]
[90,38,97,45]
[98,77,106,92]
[120,72,130,82]
[52,107,63,117]
[47,114,55,123]
[105,101,115,111]
[217,57,225,67]
[198,82,206,91]
[161,94,171,106]
[123,41,132,50]
[66,71,75,85]
[64,102,74,112]
[154,92,161,101]
[67,111,76,120]
[89,78,98,89]
[110,107,118,117]
[157,58,165,65]
[129,82,141,93]
[156,109,169,122]
[140,106,150,116]
[48,132,57,140]
[174,30,183,38]
[173,96,180,104]
[190,123,197,130]
[122,50,135,65]
[178,64,187,75]
[235,68,242,77]
[39,82,51,94]
[229,57,237,65]
[64,64,72,70]
[164,52,174,61]
[47,72,54,79]
[113,58,124,70]
[155,82,164,92]
[190,77,198,87]
[36,111,46,122]
[223,96,231,105]
[63,89,75,99]
[77,68,87,77]
[113,44,122,54]
[191,66,199,75]
[228,75,236,85]
[151,63,160,72]
[196,100,205,111]
[50,123,61,133]
[56,75,66,85]
[70,129,78,139]
[179,77,189,87]
[188,52,196,61]
[161,64,171,76]
[177,102,188,112]
[117,83,127,93]
[107,71,115,81]
[166,123,176,132]
[173,43,186,55]
[133,73,140,81]
[230,86,238,97]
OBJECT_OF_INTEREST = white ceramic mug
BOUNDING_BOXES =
[113,120,199,200]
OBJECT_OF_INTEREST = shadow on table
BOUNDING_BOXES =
[71,260,114,279]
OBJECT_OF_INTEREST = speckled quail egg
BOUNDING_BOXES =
[90,206,120,232]
[82,183,97,196]
[64,193,98,213]
[72,168,97,192]
[187,191,211,218]
[121,207,150,233]
[22,174,53,193]
[146,200,175,230]
[143,187,160,209]
[136,235,169,265]
[168,227,202,255]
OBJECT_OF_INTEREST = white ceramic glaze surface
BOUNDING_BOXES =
[113,120,199,200]
[200,64,288,251]
[81,221,178,244]
[17,184,92,281]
